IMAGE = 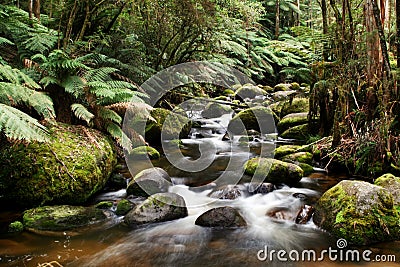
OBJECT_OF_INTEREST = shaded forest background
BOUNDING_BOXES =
[0,0,399,178]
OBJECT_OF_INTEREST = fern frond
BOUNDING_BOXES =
[85,67,119,82]
[105,121,132,149]
[62,75,84,98]
[28,92,56,119]
[0,103,48,142]
[0,37,14,46]
[99,107,122,124]
[71,103,94,125]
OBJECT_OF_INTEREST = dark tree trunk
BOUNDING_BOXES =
[321,0,329,60]
[275,0,280,39]
[397,0,400,70]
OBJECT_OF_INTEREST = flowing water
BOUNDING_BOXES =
[0,111,399,267]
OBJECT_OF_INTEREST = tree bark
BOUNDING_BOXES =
[372,0,391,78]
[321,0,329,60]
[365,0,382,85]
[63,0,78,50]
[275,0,280,39]
[33,0,40,23]
[28,0,33,20]
[397,0,400,69]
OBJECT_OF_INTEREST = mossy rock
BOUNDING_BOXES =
[374,173,400,205]
[0,123,116,207]
[244,158,304,186]
[201,102,231,118]
[261,85,274,93]
[227,106,278,135]
[214,96,230,101]
[95,201,113,209]
[290,82,301,91]
[280,123,309,140]
[277,113,308,133]
[274,83,292,92]
[145,108,192,145]
[116,199,133,216]
[124,193,188,225]
[129,146,160,160]
[280,98,309,117]
[223,89,235,96]
[271,90,297,101]
[23,205,107,232]
[298,163,314,176]
[274,145,302,159]
[282,152,313,165]
[313,180,400,245]
[126,167,171,197]
[235,84,267,99]
[8,221,24,233]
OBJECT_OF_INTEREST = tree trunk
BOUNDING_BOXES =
[28,0,33,20]
[365,0,382,85]
[275,0,280,39]
[33,0,40,23]
[63,0,78,50]
[76,0,91,42]
[321,0,329,60]
[396,0,400,69]
[372,0,391,78]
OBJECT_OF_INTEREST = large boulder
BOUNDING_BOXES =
[274,145,302,159]
[313,180,400,245]
[277,113,309,133]
[0,123,116,207]
[281,152,313,165]
[23,205,107,232]
[125,193,188,225]
[201,102,231,118]
[195,207,247,228]
[280,123,310,140]
[280,98,309,117]
[145,108,192,145]
[235,84,267,99]
[129,146,160,160]
[208,184,248,200]
[244,158,303,186]
[227,106,277,135]
[126,167,171,197]
[374,173,400,205]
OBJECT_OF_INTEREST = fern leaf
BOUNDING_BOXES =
[99,107,122,124]
[71,103,94,125]
[28,92,56,119]
[0,103,49,142]
[62,75,84,98]
[106,121,132,149]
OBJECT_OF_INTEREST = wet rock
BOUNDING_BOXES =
[23,205,107,232]
[127,167,171,197]
[235,84,267,99]
[129,146,160,160]
[222,132,231,141]
[298,163,314,176]
[195,207,247,228]
[374,173,400,205]
[228,106,278,135]
[95,201,113,209]
[0,123,116,207]
[274,145,302,159]
[272,90,297,101]
[115,199,133,216]
[295,205,315,224]
[247,183,274,194]
[280,97,309,117]
[313,180,400,245]
[108,173,128,190]
[125,193,188,225]
[223,89,235,96]
[145,108,192,145]
[8,221,23,233]
[292,192,308,200]
[201,103,231,118]
[244,158,303,186]
[280,123,309,141]
[282,152,313,165]
[274,83,292,92]
[208,185,248,200]
[277,113,309,133]
[266,207,294,221]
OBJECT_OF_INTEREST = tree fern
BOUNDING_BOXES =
[0,104,49,142]
[71,103,94,125]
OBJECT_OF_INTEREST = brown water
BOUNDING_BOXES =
[0,115,399,267]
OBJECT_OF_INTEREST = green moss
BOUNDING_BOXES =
[201,102,231,118]
[223,89,235,96]
[244,157,303,186]
[0,123,116,207]
[274,83,291,92]
[146,108,192,145]
[298,163,314,176]
[8,221,24,233]
[375,173,400,205]
[95,201,113,209]
[261,85,274,93]
[280,98,309,117]
[314,180,400,245]
[290,82,301,91]
[116,199,133,216]
[130,146,160,160]
[280,123,310,140]
[274,145,302,159]
[277,113,308,133]
[228,106,278,135]
[23,205,107,231]
[282,152,313,165]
